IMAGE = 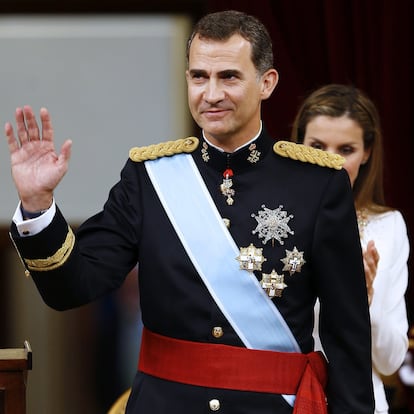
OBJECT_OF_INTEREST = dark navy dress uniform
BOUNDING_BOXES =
[10,128,374,413]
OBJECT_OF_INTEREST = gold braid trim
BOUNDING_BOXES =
[129,137,199,162]
[24,226,75,272]
[273,140,344,170]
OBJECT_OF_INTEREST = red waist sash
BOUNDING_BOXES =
[138,327,328,414]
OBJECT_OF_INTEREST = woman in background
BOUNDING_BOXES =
[291,83,410,413]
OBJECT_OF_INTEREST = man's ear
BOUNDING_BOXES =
[260,68,279,100]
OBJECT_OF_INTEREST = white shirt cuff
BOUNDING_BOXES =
[13,200,57,237]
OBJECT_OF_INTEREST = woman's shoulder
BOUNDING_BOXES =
[365,209,409,244]
[369,209,406,228]
[364,209,410,267]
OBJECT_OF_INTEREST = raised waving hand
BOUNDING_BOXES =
[5,106,72,212]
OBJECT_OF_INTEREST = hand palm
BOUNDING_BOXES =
[5,106,72,209]
[11,140,65,197]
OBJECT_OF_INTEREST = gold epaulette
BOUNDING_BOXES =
[129,137,199,162]
[273,140,344,170]
[24,226,75,272]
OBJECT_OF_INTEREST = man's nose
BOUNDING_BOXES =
[204,80,225,103]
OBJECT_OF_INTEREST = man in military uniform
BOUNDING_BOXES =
[5,10,374,414]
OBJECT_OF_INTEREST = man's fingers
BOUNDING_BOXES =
[40,107,54,142]
[57,139,73,173]
[23,105,40,141]
[60,139,73,162]
[8,106,54,148]
[4,121,19,153]
[15,107,29,144]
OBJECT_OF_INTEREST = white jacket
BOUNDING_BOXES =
[314,210,409,413]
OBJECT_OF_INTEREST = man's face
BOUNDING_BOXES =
[186,34,276,151]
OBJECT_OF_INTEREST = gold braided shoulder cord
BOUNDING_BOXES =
[129,137,199,162]
[24,226,75,272]
[273,141,344,170]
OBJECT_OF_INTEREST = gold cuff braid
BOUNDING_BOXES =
[24,226,75,272]
[273,141,344,170]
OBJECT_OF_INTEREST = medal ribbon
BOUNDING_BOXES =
[145,154,300,354]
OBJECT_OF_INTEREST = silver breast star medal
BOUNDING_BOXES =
[260,269,287,298]
[281,246,306,275]
[220,168,235,205]
[236,243,267,271]
[251,204,294,246]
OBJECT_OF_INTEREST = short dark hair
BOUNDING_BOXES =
[186,10,274,75]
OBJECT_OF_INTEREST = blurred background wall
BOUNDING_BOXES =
[0,0,412,413]
[0,8,194,414]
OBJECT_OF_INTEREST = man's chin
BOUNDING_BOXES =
[201,122,231,137]
[203,129,229,141]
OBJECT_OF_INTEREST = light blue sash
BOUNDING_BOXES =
[145,153,300,354]
[146,154,300,404]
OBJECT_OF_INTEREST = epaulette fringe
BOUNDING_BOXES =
[273,141,344,170]
[129,137,199,162]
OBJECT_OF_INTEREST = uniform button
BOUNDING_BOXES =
[212,326,223,338]
[209,399,220,411]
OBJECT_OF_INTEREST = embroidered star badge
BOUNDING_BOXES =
[260,269,287,298]
[281,246,306,275]
[236,243,267,272]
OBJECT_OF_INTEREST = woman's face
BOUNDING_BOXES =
[303,115,371,187]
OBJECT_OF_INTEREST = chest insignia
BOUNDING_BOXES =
[236,242,306,299]
[220,169,235,206]
[201,142,210,162]
[259,270,287,298]
[247,143,261,163]
[251,204,294,246]
[281,247,306,275]
[236,243,267,271]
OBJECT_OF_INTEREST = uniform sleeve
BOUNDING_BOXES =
[313,169,374,413]
[9,159,141,311]
[370,211,409,375]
